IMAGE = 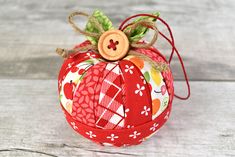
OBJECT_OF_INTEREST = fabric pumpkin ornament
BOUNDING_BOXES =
[56,10,190,147]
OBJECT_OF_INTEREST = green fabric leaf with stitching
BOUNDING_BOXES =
[85,10,113,45]
[128,12,160,42]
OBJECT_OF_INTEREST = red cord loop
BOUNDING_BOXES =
[119,13,190,100]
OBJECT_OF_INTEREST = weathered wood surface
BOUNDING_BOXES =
[0,0,235,80]
[0,0,235,156]
[0,80,234,157]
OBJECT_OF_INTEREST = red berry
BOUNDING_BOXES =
[78,69,85,75]
[71,66,78,73]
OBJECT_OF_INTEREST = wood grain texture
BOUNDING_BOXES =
[0,80,234,157]
[0,0,235,80]
[0,0,235,156]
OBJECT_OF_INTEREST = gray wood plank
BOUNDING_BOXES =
[0,80,234,157]
[0,0,235,80]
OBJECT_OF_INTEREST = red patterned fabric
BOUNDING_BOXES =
[72,62,107,126]
[95,63,125,129]
[61,99,171,147]
[58,41,101,92]
[119,60,152,127]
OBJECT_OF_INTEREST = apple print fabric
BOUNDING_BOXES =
[134,47,174,105]
[58,41,174,147]
[59,52,103,114]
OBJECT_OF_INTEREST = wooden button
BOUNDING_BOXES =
[98,30,129,61]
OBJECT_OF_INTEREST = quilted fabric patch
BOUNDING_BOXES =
[124,55,170,119]
[59,52,102,114]
[72,62,107,126]
[135,48,174,104]
[95,63,125,129]
[119,60,152,127]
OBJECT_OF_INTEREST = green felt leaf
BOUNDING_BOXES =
[144,71,150,82]
[85,10,113,45]
[128,12,160,42]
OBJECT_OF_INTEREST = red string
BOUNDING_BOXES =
[119,14,175,63]
[119,13,190,100]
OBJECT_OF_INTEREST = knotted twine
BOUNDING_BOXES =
[56,11,169,72]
